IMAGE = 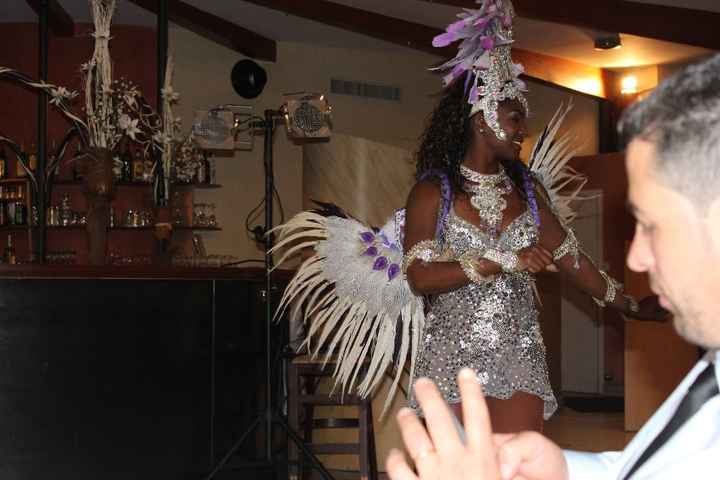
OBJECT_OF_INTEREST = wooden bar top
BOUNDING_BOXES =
[0,264,295,281]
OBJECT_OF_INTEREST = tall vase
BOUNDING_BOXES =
[81,148,116,266]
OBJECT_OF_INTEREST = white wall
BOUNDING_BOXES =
[170,26,600,260]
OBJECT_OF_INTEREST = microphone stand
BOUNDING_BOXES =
[204,109,334,480]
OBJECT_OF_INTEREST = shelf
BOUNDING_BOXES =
[0,225,31,231]
[0,178,30,184]
[173,183,222,189]
[46,225,222,232]
[52,180,222,189]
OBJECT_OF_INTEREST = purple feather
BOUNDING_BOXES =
[373,256,389,271]
[363,246,378,257]
[388,264,401,281]
[433,32,459,48]
[360,231,375,243]
[481,36,495,51]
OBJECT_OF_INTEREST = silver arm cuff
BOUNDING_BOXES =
[593,270,624,307]
[402,239,441,274]
[482,248,519,273]
[553,227,581,269]
[459,249,493,285]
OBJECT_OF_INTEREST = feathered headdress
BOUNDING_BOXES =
[432,0,528,140]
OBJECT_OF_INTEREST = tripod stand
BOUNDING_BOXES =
[204,109,334,480]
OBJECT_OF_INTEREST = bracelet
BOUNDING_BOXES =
[553,227,581,270]
[624,295,640,314]
[593,270,624,307]
[459,250,491,285]
[482,248,519,273]
[401,239,441,274]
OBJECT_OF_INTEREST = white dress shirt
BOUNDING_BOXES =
[564,350,720,479]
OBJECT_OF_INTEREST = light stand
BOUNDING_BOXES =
[204,109,334,480]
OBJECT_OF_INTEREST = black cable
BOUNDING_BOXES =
[273,184,285,224]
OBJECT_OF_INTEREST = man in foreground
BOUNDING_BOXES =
[386,53,720,480]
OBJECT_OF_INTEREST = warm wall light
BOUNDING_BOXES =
[572,78,603,97]
[621,75,638,94]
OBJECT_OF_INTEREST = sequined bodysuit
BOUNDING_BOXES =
[410,206,558,419]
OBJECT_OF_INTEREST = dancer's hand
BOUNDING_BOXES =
[386,368,503,480]
[517,246,553,273]
[625,294,671,322]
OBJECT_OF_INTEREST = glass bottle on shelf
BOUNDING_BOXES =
[196,156,206,184]
[132,148,144,182]
[48,140,58,180]
[0,202,5,227]
[121,140,132,182]
[60,193,71,227]
[142,151,154,183]
[27,144,37,173]
[16,144,27,177]
[0,145,7,179]
[4,234,16,264]
[207,152,216,184]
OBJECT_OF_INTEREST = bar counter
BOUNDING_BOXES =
[0,264,291,478]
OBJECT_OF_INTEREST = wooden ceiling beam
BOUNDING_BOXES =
[24,0,74,36]
[420,0,720,50]
[129,0,277,61]
[241,0,608,97]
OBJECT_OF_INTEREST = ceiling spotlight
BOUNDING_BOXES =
[594,33,622,51]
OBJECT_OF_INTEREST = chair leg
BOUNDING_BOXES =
[367,403,378,480]
[358,400,370,480]
[287,362,301,480]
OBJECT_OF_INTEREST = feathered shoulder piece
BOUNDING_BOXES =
[527,101,587,225]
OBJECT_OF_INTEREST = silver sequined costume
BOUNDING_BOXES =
[410,206,558,419]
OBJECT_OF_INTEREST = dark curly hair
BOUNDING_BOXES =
[415,73,529,199]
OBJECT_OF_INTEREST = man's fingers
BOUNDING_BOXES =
[457,368,493,452]
[395,406,436,469]
[386,448,419,480]
[414,377,464,455]
[497,431,545,479]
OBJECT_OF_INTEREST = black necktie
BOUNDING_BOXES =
[624,363,718,479]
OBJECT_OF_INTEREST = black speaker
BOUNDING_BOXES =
[231,59,267,99]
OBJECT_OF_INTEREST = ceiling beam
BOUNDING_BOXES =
[420,0,720,50]
[241,0,456,58]
[24,0,74,36]
[128,0,276,61]
[241,0,609,97]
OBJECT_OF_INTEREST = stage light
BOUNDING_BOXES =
[594,33,622,51]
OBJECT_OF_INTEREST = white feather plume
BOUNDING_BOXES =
[270,212,425,415]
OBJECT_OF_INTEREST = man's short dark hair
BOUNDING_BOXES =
[619,54,720,210]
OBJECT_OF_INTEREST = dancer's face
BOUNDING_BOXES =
[473,99,528,162]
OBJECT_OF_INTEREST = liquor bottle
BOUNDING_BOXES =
[14,201,25,226]
[203,152,212,184]
[132,149,144,182]
[207,153,216,184]
[5,234,16,265]
[48,140,58,180]
[121,141,132,182]
[196,155,207,184]
[27,144,37,173]
[0,145,7,179]
[16,144,27,177]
